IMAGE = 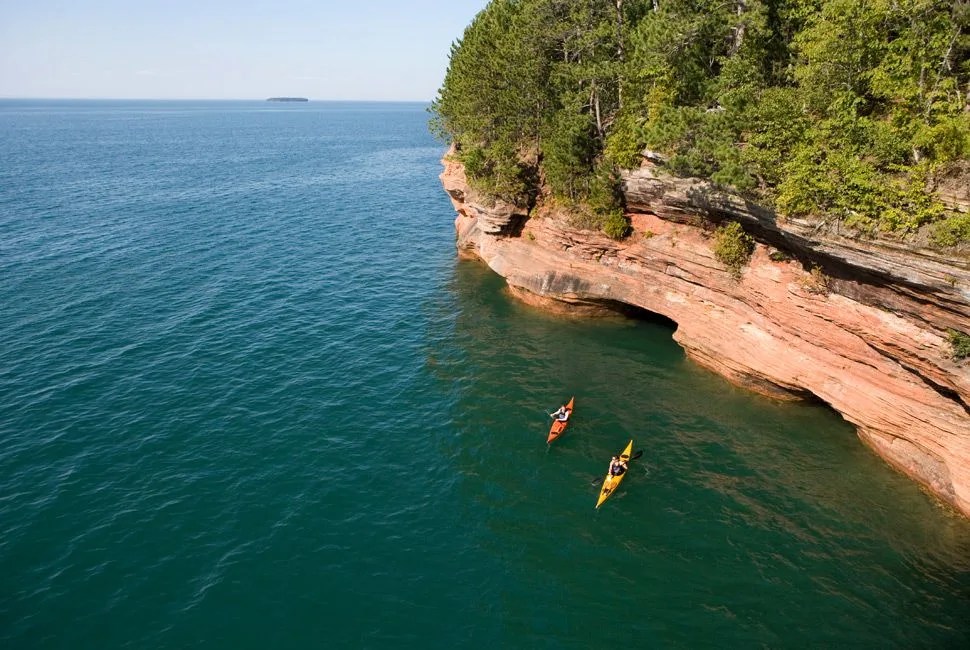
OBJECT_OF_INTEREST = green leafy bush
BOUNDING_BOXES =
[602,210,631,240]
[948,330,970,360]
[713,222,755,278]
[603,111,646,170]
[457,141,532,204]
[931,214,970,247]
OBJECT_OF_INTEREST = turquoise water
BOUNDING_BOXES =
[1,100,968,648]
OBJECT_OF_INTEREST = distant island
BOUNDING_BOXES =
[266,97,308,102]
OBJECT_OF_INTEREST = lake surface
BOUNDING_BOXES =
[1,99,968,648]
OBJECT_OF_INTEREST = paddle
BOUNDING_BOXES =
[590,450,643,484]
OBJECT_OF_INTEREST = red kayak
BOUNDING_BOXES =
[546,396,575,444]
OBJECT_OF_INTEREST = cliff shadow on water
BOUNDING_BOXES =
[420,257,970,647]
[438,258,962,528]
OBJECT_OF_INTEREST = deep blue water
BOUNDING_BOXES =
[1,100,968,648]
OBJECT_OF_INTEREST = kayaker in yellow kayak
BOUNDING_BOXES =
[609,455,628,476]
[596,440,636,508]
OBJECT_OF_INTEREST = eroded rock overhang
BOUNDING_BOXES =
[441,154,970,517]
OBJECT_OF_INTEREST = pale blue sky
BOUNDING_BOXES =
[0,0,488,100]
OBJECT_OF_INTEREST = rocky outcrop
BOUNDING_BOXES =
[440,153,970,517]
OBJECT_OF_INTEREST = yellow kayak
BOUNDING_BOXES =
[595,440,634,509]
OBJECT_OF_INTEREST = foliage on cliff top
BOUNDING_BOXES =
[431,0,970,244]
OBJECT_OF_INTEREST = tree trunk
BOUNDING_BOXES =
[592,81,604,140]
[729,0,747,56]
[616,0,624,109]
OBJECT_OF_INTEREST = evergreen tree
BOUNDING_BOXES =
[432,0,970,242]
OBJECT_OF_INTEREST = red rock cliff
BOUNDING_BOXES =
[441,153,970,517]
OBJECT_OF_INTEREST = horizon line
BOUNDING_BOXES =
[0,96,433,103]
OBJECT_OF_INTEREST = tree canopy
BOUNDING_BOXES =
[431,0,970,243]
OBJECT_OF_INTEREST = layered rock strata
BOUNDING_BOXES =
[441,154,970,517]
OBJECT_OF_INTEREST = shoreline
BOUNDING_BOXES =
[441,153,970,517]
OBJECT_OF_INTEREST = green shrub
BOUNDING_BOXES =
[931,214,970,248]
[603,110,646,170]
[713,222,755,278]
[603,210,631,240]
[948,330,970,360]
[458,142,530,204]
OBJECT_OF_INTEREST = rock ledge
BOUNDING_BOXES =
[441,154,970,517]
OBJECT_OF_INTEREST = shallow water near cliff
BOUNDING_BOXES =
[1,99,968,648]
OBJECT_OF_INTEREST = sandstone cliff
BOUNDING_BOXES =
[441,153,970,517]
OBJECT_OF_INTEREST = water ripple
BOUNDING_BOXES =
[1,100,968,649]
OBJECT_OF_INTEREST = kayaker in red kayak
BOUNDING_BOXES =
[550,405,570,421]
